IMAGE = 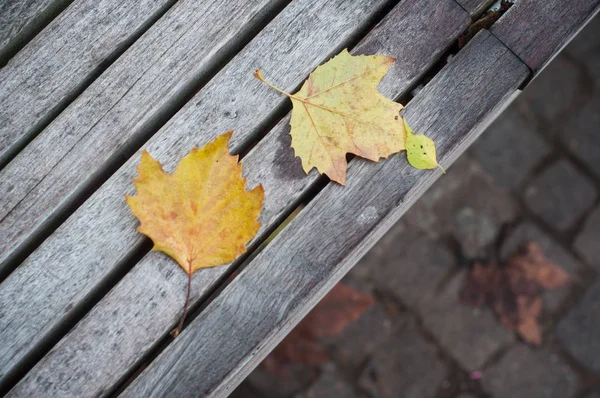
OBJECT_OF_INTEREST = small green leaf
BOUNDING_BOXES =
[403,119,445,173]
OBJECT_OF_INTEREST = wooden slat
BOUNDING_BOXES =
[0,0,176,164]
[0,0,71,62]
[123,31,530,397]
[454,0,495,17]
[0,0,290,273]
[491,0,600,73]
[6,1,470,396]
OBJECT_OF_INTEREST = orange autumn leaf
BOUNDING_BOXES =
[461,242,570,346]
[126,131,263,335]
[126,132,263,272]
[262,283,374,375]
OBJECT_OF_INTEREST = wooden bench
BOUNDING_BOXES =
[0,0,598,396]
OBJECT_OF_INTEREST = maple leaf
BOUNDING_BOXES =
[262,283,374,375]
[254,49,406,185]
[126,132,264,335]
[461,242,569,345]
[507,242,569,290]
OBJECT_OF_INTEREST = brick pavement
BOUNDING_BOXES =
[232,16,600,398]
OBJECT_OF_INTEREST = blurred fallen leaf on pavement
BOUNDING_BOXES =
[262,283,374,375]
[460,242,569,345]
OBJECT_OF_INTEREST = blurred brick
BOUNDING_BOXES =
[295,365,355,398]
[421,271,515,371]
[574,205,600,271]
[404,155,517,258]
[229,382,264,398]
[482,345,579,398]
[560,96,600,179]
[350,219,416,282]
[582,392,600,398]
[323,302,396,369]
[453,207,498,258]
[245,363,316,398]
[556,281,600,373]
[470,107,551,189]
[501,222,583,313]
[565,16,600,84]
[524,160,597,231]
[358,323,446,398]
[354,232,455,311]
[517,54,582,126]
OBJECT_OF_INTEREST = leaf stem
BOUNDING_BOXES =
[171,266,192,337]
[253,69,304,102]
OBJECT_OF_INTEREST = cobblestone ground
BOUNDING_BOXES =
[232,17,600,398]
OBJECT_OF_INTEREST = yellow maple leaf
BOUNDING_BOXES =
[255,49,406,185]
[126,131,263,335]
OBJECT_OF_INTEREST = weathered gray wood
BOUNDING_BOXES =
[455,0,495,16]
[0,0,58,49]
[0,0,290,273]
[6,1,470,396]
[122,30,530,397]
[0,0,176,165]
[0,0,288,385]
[0,0,424,393]
[0,0,72,63]
[491,0,600,72]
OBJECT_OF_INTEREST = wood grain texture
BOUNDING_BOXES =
[0,0,57,48]
[6,1,470,396]
[0,0,287,385]
[491,0,600,72]
[0,0,289,273]
[0,0,71,62]
[123,31,530,397]
[454,0,495,16]
[1,0,416,393]
[0,0,174,164]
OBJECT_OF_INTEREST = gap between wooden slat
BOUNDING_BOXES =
[0,0,74,66]
[454,0,496,18]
